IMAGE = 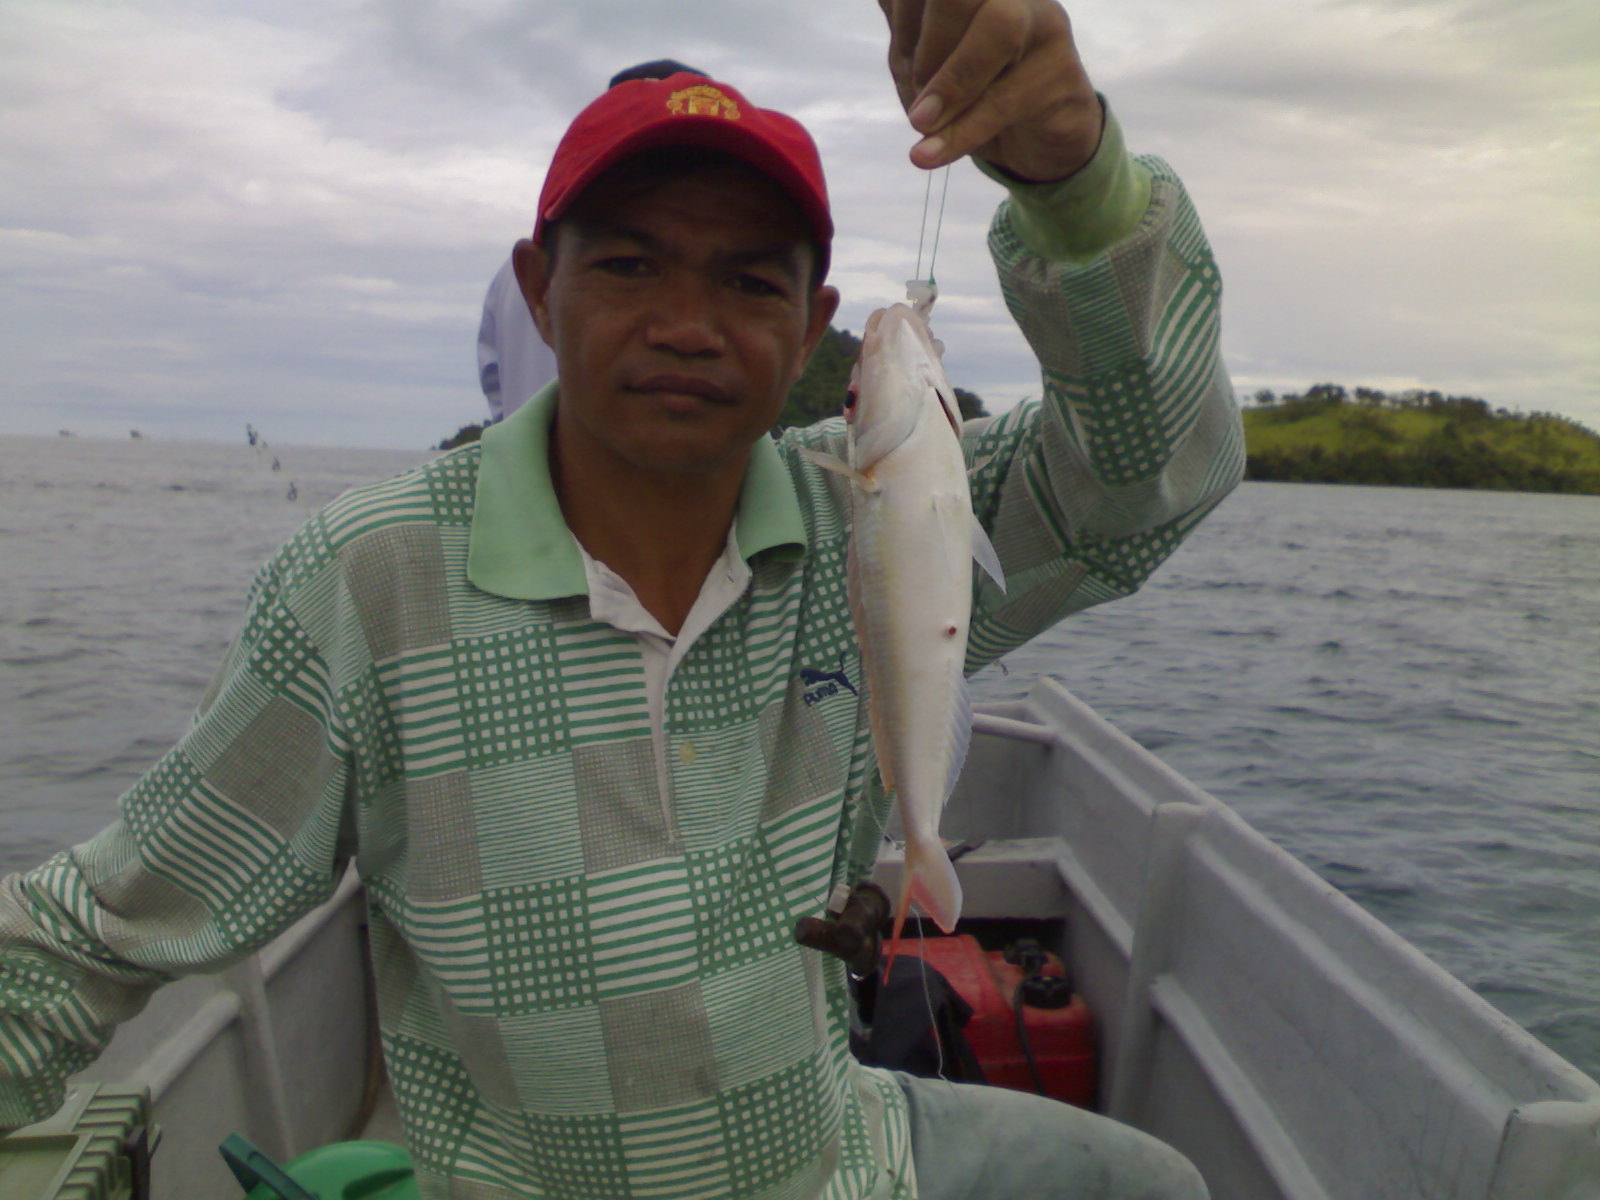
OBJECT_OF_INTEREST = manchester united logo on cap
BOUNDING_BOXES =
[666,84,741,120]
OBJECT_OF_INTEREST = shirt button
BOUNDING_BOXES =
[679,741,698,765]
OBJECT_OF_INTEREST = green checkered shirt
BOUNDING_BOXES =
[1,118,1243,1199]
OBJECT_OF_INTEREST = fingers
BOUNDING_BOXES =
[911,37,1087,170]
[880,0,1052,119]
[875,0,1099,179]
[878,0,925,64]
[909,0,1032,125]
[877,0,925,108]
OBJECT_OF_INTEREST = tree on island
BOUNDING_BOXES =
[1243,383,1600,494]
[438,423,485,451]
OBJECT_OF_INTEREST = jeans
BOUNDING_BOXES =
[895,1074,1209,1200]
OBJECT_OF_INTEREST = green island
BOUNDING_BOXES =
[1244,385,1600,495]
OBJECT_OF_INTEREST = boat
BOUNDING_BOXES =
[17,677,1600,1199]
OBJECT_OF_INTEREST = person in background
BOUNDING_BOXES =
[477,60,709,423]
[2,3,1243,1196]
[477,257,557,423]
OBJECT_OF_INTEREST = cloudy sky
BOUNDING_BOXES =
[2,0,1596,449]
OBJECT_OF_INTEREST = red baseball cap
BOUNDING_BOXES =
[534,73,833,273]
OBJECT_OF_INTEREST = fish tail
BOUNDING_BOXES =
[906,834,962,935]
[882,839,963,985]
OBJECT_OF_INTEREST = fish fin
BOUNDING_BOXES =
[970,515,1007,593]
[967,453,995,476]
[797,446,876,491]
[932,489,977,538]
[929,491,963,579]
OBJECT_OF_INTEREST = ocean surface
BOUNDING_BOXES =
[3,435,1596,1081]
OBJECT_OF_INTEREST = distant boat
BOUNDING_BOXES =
[130,429,144,439]
[58,429,74,437]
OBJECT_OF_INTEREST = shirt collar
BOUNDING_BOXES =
[467,382,808,602]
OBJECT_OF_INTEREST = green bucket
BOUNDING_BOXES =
[220,1135,417,1200]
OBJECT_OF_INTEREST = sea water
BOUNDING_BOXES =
[2,435,1596,1079]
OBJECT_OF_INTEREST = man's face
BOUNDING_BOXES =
[517,160,839,483]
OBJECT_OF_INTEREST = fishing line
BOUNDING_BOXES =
[913,172,933,283]
[925,166,952,284]
[914,934,948,1083]
[912,166,952,287]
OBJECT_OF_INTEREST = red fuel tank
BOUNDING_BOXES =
[900,934,1097,1109]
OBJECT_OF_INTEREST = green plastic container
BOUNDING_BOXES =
[0,1084,157,1200]
[221,1134,417,1200]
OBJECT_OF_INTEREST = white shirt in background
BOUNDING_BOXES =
[476,257,558,423]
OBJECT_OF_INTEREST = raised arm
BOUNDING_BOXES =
[874,0,1245,666]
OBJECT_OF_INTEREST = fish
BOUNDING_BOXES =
[801,287,1006,971]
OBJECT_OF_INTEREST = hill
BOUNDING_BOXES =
[438,325,988,449]
[1244,385,1600,495]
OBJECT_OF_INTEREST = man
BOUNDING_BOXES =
[477,61,708,424]
[0,2,1242,1196]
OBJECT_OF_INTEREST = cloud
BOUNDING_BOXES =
[1091,0,1600,426]
[0,0,1595,446]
